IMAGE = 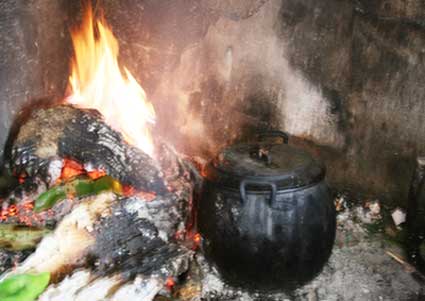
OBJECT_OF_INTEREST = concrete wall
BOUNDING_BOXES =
[1,0,424,204]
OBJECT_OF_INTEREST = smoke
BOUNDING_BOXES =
[150,0,344,157]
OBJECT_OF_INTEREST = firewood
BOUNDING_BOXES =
[4,192,192,283]
[6,105,166,193]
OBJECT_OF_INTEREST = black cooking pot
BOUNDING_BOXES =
[198,131,336,291]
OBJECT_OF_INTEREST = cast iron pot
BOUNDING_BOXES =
[198,131,336,291]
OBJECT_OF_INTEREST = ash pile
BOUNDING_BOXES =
[0,104,200,300]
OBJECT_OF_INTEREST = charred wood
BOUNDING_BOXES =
[6,105,166,193]
[0,104,198,299]
[4,192,192,283]
[89,201,189,280]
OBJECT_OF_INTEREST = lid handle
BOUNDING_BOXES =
[257,130,289,144]
[240,180,277,205]
[251,130,289,165]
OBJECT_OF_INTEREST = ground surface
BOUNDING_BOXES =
[198,199,425,301]
[1,197,424,301]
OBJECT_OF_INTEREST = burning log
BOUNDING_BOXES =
[2,191,193,299]
[0,4,201,299]
[19,192,191,281]
[6,105,166,193]
[0,102,197,299]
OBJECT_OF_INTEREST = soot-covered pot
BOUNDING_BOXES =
[198,131,336,291]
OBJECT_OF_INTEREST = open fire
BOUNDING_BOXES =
[0,3,338,299]
[0,4,201,300]
[1,1,424,300]
[66,5,156,157]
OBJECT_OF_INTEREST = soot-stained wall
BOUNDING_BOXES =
[0,0,72,157]
[0,0,424,204]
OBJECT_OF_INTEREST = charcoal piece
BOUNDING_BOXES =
[89,201,189,280]
[0,172,19,197]
[7,105,166,192]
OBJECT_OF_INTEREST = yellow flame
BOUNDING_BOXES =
[66,8,155,157]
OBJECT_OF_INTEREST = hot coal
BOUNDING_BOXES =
[6,105,166,192]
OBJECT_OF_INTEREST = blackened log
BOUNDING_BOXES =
[5,192,192,288]
[7,105,166,192]
[89,201,189,280]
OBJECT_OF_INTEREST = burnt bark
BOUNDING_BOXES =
[6,105,166,193]
[90,200,189,280]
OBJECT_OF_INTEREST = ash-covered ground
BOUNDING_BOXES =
[193,196,425,301]
[1,194,424,301]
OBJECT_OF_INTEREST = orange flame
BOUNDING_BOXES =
[66,7,155,156]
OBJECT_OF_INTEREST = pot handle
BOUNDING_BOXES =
[257,130,289,144]
[240,180,277,205]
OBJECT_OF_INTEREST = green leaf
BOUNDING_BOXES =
[74,178,94,195]
[0,272,50,301]
[34,176,123,212]
[34,186,66,213]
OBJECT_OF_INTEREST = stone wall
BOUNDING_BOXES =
[0,0,424,204]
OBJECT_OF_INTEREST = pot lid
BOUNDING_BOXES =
[205,133,325,190]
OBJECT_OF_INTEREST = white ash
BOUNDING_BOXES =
[39,270,163,301]
[37,243,191,300]
[47,158,63,186]
[38,270,92,301]
[124,194,187,242]
[112,276,163,301]
[195,253,291,301]
[298,241,424,301]
[355,204,382,224]
[67,274,123,301]
[2,193,115,279]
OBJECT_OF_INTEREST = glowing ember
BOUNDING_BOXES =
[165,277,175,290]
[60,158,85,182]
[1,201,37,226]
[193,233,202,245]
[8,205,17,217]
[87,170,107,180]
[66,5,156,157]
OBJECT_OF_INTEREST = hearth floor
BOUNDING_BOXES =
[1,195,424,301]
[179,196,425,301]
